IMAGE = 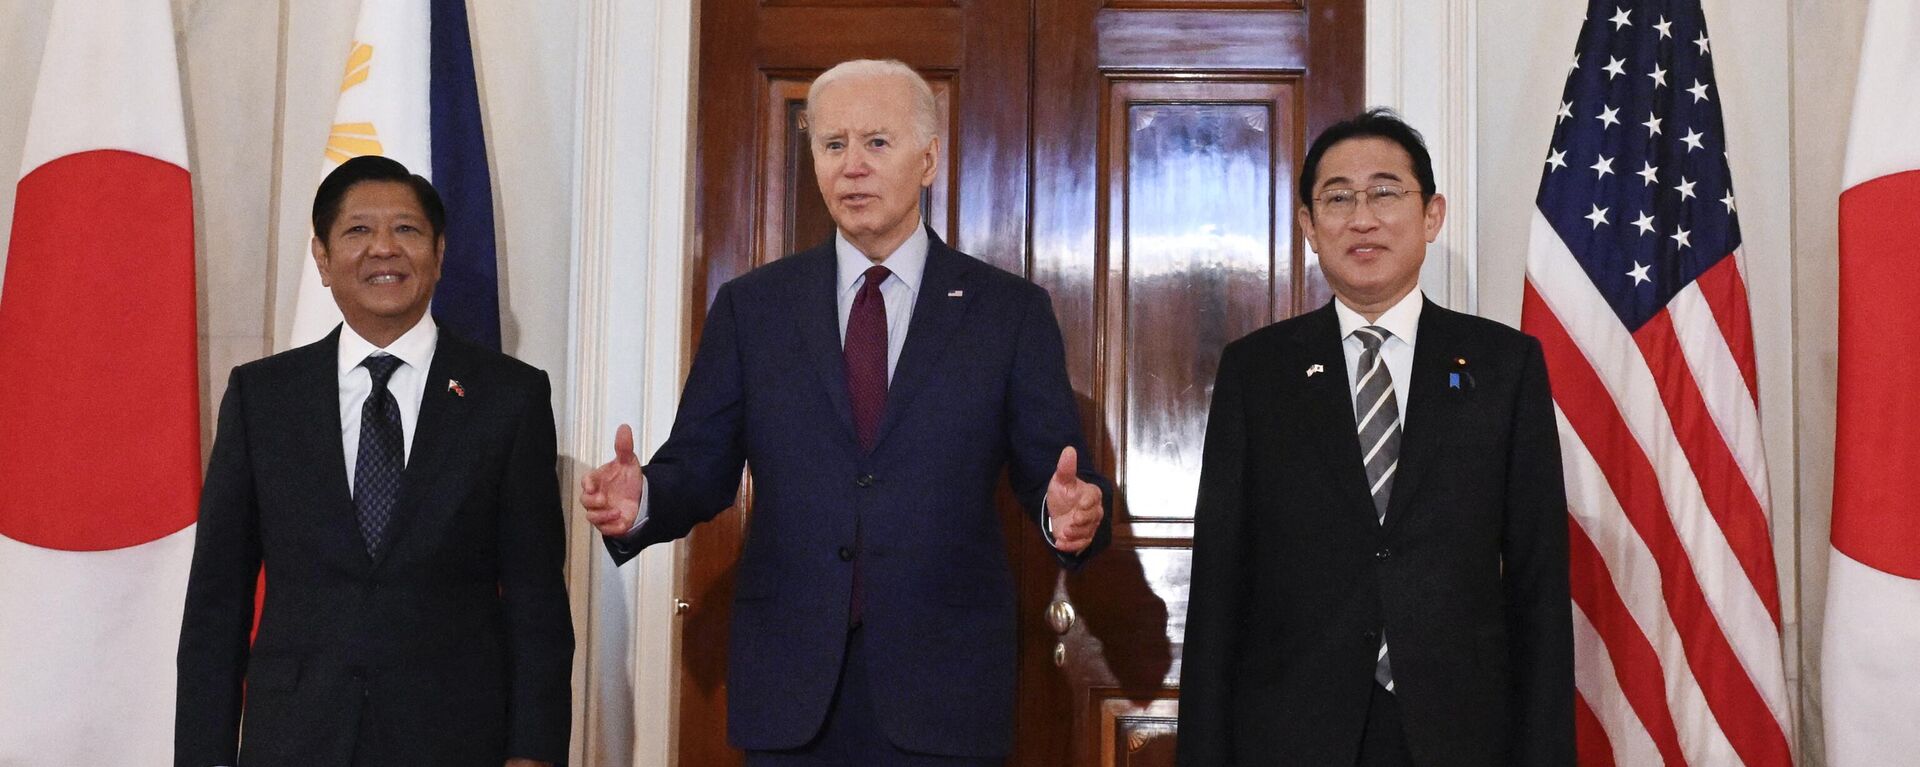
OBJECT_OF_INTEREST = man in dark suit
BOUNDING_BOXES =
[579,59,1113,765]
[1177,109,1575,766]
[176,156,573,767]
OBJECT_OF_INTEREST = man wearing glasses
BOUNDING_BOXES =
[1177,109,1575,766]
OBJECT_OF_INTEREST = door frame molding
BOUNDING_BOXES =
[1368,0,1479,313]
[565,1,695,765]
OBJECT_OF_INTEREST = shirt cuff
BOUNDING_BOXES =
[1040,494,1059,549]
[621,483,651,539]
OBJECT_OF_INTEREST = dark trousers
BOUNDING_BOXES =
[747,626,1002,767]
[1355,683,1414,767]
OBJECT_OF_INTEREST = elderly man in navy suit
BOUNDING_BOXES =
[580,59,1113,766]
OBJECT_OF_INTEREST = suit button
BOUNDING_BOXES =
[855,473,875,488]
[1376,547,1392,560]
[838,546,854,561]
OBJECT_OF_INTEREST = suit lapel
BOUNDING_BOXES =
[375,329,477,570]
[790,243,863,449]
[870,236,973,453]
[1292,304,1379,517]
[295,328,374,569]
[1382,298,1452,535]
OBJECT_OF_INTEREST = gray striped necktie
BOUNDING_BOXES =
[1353,325,1400,692]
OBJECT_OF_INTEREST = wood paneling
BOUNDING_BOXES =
[1095,10,1310,71]
[691,1,1358,764]
[1098,696,1181,766]
[1103,80,1301,540]
[756,8,966,68]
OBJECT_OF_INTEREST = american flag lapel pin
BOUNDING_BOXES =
[948,289,965,298]
[1306,363,1325,378]
[448,379,466,398]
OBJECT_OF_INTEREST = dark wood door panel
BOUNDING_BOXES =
[691,2,1357,765]
[1095,9,1309,71]
[1102,79,1303,541]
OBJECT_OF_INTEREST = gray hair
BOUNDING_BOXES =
[806,59,940,148]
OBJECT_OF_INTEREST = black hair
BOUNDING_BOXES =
[1297,107,1437,211]
[310,155,445,241]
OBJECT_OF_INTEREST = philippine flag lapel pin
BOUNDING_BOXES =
[448,379,466,398]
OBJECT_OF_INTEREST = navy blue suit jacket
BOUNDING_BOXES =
[606,232,1113,757]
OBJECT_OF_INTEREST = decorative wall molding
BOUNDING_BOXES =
[1367,0,1479,313]
[566,1,694,765]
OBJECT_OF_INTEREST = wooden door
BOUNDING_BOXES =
[686,2,1358,765]
[1019,3,1359,764]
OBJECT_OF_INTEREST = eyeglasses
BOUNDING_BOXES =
[1312,184,1423,218]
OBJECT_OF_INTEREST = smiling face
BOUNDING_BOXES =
[311,179,444,346]
[1297,136,1446,320]
[807,73,939,260]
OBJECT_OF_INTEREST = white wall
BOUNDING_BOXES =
[1787,0,1867,759]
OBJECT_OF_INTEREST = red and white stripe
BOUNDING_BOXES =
[1825,2,1920,764]
[1523,207,1794,765]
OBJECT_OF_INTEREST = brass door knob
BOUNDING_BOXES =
[1047,599,1077,634]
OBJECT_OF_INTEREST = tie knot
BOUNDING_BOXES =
[862,265,892,291]
[362,353,404,387]
[1353,325,1393,351]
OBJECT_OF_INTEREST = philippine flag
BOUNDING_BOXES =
[286,0,500,351]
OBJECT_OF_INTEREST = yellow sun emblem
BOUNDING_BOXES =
[323,42,382,164]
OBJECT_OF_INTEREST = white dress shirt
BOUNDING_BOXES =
[337,314,438,493]
[834,222,928,382]
[1332,288,1423,425]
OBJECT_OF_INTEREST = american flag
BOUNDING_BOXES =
[1519,2,1795,765]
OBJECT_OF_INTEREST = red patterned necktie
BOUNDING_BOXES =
[844,264,891,450]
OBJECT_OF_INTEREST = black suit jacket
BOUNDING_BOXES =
[176,327,573,767]
[1177,298,1574,766]
[605,233,1113,758]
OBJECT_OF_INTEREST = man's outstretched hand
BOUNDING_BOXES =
[581,424,644,537]
[1045,446,1103,553]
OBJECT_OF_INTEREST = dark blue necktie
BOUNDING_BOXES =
[354,354,405,556]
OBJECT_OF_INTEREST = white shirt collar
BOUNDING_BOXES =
[1334,287,1424,347]
[337,313,439,377]
[835,221,929,296]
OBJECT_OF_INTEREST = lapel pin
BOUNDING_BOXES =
[448,379,466,398]
[1306,363,1325,378]
[948,289,965,298]
[1448,357,1475,391]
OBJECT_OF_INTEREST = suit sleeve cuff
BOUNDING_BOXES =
[607,484,651,555]
[1040,494,1059,549]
